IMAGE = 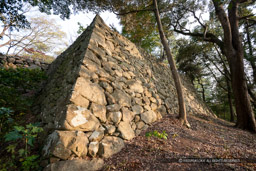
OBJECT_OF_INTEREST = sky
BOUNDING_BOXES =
[0,7,122,56]
[45,11,122,43]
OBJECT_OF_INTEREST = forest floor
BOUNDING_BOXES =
[101,113,256,171]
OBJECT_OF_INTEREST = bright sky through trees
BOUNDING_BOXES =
[0,6,122,56]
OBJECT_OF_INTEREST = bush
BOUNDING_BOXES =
[0,68,46,171]
[0,68,46,113]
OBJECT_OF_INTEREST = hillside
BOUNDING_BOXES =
[102,113,256,171]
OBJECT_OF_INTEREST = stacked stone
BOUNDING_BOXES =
[0,54,49,70]
[39,15,214,170]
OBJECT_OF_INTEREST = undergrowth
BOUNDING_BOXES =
[0,68,46,171]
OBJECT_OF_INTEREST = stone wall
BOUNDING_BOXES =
[37,15,215,170]
[0,53,49,70]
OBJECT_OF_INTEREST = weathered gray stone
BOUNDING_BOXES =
[115,70,123,77]
[83,58,99,72]
[134,115,140,123]
[136,121,145,130]
[118,121,135,140]
[112,89,131,107]
[142,124,149,130]
[132,105,144,114]
[70,92,90,108]
[105,124,116,135]
[106,104,121,112]
[135,93,142,98]
[142,96,151,105]
[127,80,144,93]
[133,98,143,105]
[131,122,136,130]
[44,158,104,171]
[79,65,93,78]
[7,57,15,63]
[165,97,173,108]
[140,110,157,124]
[99,136,124,158]
[43,131,88,160]
[73,77,107,105]
[121,107,134,122]
[100,81,113,93]
[157,105,167,116]
[65,105,100,131]
[85,49,101,65]
[90,103,107,123]
[107,111,122,124]
[88,141,99,157]
[135,130,142,136]
[28,64,41,69]
[105,92,116,104]
[89,130,104,142]
[123,72,131,79]
[144,89,152,97]
[144,105,151,111]
[150,103,158,111]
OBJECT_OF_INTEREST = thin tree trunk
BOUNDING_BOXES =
[153,0,190,128]
[198,79,206,102]
[216,45,235,122]
[245,21,256,84]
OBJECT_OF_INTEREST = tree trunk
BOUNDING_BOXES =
[229,52,256,131]
[225,75,235,122]
[198,79,206,102]
[153,0,190,128]
[213,0,256,132]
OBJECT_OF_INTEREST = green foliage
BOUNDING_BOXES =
[146,130,168,140]
[0,68,46,171]
[77,22,87,34]
[0,1,30,30]
[121,11,161,54]
[0,107,14,135]
[0,68,46,113]
[4,123,43,171]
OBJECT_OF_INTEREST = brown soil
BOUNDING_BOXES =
[101,114,256,171]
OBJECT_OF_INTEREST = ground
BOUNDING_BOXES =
[101,113,256,171]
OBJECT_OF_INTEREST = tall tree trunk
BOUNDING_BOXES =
[229,52,256,130]
[153,0,190,128]
[213,0,256,132]
[225,75,235,122]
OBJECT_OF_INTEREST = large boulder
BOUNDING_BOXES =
[65,105,100,131]
[42,131,89,160]
[73,77,107,105]
[90,103,107,123]
[127,80,144,93]
[140,110,157,124]
[122,107,135,122]
[118,121,135,140]
[112,89,131,107]
[98,136,124,158]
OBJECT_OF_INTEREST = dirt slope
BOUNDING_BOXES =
[101,113,256,171]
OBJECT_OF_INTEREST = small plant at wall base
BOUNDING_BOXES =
[3,123,43,171]
[146,130,168,140]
